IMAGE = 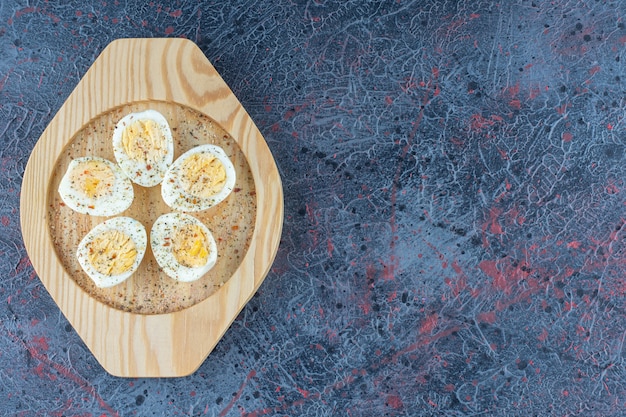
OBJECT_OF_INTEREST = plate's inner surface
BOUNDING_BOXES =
[47,101,257,314]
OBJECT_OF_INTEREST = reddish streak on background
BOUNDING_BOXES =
[219,370,257,417]
[357,263,375,315]
[386,394,404,409]
[589,65,601,76]
[419,313,438,335]
[7,6,61,25]
[6,329,121,417]
[485,207,504,235]
[478,256,534,295]
[477,311,497,324]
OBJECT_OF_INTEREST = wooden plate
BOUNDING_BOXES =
[20,38,283,377]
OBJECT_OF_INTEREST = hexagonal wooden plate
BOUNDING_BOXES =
[20,38,283,377]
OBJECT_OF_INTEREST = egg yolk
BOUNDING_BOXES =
[172,224,209,268]
[121,119,167,165]
[87,230,137,276]
[72,160,115,199]
[179,153,226,198]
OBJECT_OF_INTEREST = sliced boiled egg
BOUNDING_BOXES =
[161,144,236,212]
[76,217,147,288]
[112,109,174,187]
[58,156,134,216]
[150,212,217,282]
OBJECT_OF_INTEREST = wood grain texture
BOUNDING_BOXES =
[20,38,283,377]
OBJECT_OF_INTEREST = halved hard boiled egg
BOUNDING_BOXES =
[161,144,236,212]
[112,109,174,187]
[76,217,147,288]
[58,156,134,216]
[150,212,218,282]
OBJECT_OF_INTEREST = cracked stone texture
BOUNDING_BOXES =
[1,1,626,416]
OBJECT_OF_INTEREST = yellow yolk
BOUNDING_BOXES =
[172,224,210,268]
[71,160,115,199]
[121,119,167,166]
[87,230,137,276]
[179,153,226,198]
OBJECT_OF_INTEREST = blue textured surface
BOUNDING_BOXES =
[2,1,626,415]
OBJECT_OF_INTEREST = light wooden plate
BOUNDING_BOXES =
[20,38,283,377]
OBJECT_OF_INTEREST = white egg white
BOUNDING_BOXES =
[112,109,174,187]
[150,212,218,282]
[58,156,134,216]
[76,217,147,288]
[161,144,237,212]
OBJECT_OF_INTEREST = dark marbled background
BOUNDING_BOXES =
[1,0,626,416]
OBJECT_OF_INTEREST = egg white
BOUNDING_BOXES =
[150,212,218,282]
[161,144,237,212]
[112,109,174,187]
[58,156,134,216]
[76,217,147,288]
